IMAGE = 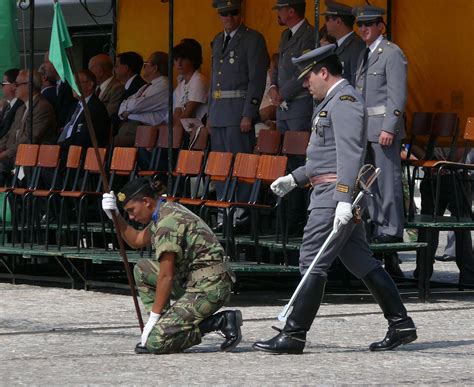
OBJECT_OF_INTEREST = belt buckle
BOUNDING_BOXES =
[213,90,222,99]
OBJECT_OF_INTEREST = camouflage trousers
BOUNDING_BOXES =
[134,259,232,354]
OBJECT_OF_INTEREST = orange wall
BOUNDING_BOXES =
[117,0,473,131]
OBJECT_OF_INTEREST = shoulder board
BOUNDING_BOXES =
[340,95,357,102]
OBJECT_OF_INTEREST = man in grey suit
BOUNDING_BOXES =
[209,0,268,228]
[88,54,125,118]
[354,5,407,246]
[270,0,314,234]
[323,0,365,86]
[252,45,416,355]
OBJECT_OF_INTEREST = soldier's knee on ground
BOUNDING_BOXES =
[146,320,202,354]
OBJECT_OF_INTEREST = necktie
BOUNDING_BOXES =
[288,30,293,40]
[0,103,11,123]
[222,34,231,52]
[362,47,370,67]
[95,86,101,97]
[58,103,82,142]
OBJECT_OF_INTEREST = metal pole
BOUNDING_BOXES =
[65,48,144,331]
[111,0,117,59]
[314,0,320,47]
[167,0,174,194]
[28,0,35,143]
[386,0,392,40]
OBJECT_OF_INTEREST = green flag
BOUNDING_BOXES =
[49,1,80,96]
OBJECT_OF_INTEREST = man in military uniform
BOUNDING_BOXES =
[252,45,417,354]
[353,5,407,247]
[323,0,365,86]
[270,0,315,234]
[101,178,242,354]
[208,0,269,228]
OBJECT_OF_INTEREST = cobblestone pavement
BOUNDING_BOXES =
[1,281,473,386]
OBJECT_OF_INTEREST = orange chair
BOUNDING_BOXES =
[169,149,205,200]
[255,129,281,155]
[1,144,40,246]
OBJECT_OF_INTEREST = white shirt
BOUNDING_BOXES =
[367,35,384,58]
[98,76,113,97]
[337,31,354,47]
[8,97,18,108]
[325,78,345,98]
[173,71,208,121]
[124,74,138,91]
[119,76,169,126]
[290,18,305,36]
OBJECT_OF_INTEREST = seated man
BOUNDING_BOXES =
[115,51,169,147]
[88,54,124,118]
[38,63,57,108]
[0,70,56,186]
[57,69,110,154]
[0,68,23,140]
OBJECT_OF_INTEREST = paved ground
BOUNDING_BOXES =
[1,280,473,386]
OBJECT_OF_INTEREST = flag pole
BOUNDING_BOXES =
[51,0,144,331]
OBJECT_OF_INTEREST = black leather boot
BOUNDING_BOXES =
[252,274,326,354]
[198,309,243,351]
[384,252,405,278]
[363,267,417,351]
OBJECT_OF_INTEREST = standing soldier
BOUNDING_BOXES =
[323,0,365,86]
[101,178,242,354]
[208,0,269,229]
[353,5,407,247]
[269,0,314,234]
[252,45,417,354]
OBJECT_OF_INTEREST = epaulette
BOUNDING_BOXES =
[340,95,356,102]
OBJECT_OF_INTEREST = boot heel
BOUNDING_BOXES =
[401,333,417,345]
[235,310,243,327]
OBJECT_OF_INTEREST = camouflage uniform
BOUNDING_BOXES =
[133,201,233,354]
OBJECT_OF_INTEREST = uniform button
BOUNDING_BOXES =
[373,72,377,75]
[217,83,220,87]
[218,71,222,75]
[359,87,363,91]
[219,60,223,63]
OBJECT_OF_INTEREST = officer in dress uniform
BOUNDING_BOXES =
[252,45,417,354]
[269,0,315,235]
[353,5,407,245]
[323,0,365,86]
[208,0,269,227]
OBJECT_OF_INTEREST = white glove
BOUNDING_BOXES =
[102,191,119,220]
[270,174,297,197]
[333,202,353,231]
[141,311,161,346]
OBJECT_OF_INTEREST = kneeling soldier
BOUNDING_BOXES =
[102,178,242,354]
[252,45,417,354]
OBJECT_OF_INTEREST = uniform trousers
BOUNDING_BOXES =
[134,259,232,354]
[366,140,405,238]
[210,125,255,203]
[299,207,381,278]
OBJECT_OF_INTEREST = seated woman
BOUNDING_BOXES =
[172,38,208,146]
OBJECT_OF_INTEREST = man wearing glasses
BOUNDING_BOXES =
[0,69,23,140]
[0,70,56,186]
[353,6,407,256]
[208,0,268,230]
[323,0,365,86]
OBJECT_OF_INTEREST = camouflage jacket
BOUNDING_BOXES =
[148,201,225,286]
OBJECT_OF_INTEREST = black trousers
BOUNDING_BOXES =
[418,173,474,284]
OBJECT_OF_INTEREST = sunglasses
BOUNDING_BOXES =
[219,10,239,17]
[356,20,377,27]
[0,82,12,88]
[15,81,29,87]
